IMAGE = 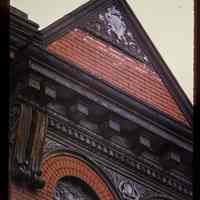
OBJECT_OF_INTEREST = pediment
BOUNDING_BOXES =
[42,0,192,127]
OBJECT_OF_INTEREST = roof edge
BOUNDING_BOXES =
[40,0,193,125]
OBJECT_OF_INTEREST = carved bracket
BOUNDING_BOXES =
[10,103,48,189]
[9,60,57,188]
[18,73,56,106]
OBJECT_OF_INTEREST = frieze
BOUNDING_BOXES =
[47,114,192,197]
[84,5,151,66]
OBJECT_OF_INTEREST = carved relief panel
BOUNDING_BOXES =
[102,167,155,200]
[84,4,151,66]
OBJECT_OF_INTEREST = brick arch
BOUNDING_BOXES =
[40,153,115,200]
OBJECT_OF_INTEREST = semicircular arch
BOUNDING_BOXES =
[40,151,120,200]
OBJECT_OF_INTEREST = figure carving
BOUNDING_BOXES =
[119,181,140,200]
[100,7,127,43]
[86,6,150,64]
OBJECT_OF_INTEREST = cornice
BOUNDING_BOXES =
[13,44,192,139]
[44,110,192,198]
[10,46,193,160]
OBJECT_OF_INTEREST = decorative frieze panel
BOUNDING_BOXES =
[84,5,151,66]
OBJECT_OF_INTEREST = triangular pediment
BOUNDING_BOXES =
[42,0,192,127]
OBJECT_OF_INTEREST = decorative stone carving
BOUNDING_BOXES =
[53,179,98,200]
[99,7,127,43]
[102,167,148,199]
[10,103,47,189]
[13,103,33,167]
[119,181,140,200]
[9,103,21,135]
[85,6,150,64]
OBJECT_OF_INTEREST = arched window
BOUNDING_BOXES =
[53,176,100,200]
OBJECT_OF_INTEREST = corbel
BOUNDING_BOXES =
[131,135,152,155]
[69,100,89,122]
[160,146,181,170]
[10,65,56,189]
[99,115,121,138]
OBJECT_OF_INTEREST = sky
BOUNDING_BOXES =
[10,0,193,103]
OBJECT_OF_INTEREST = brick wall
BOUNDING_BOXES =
[48,29,188,125]
[9,154,114,200]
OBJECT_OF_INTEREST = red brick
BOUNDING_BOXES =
[48,29,189,126]
[9,154,115,200]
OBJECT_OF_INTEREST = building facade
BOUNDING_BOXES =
[9,0,193,200]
